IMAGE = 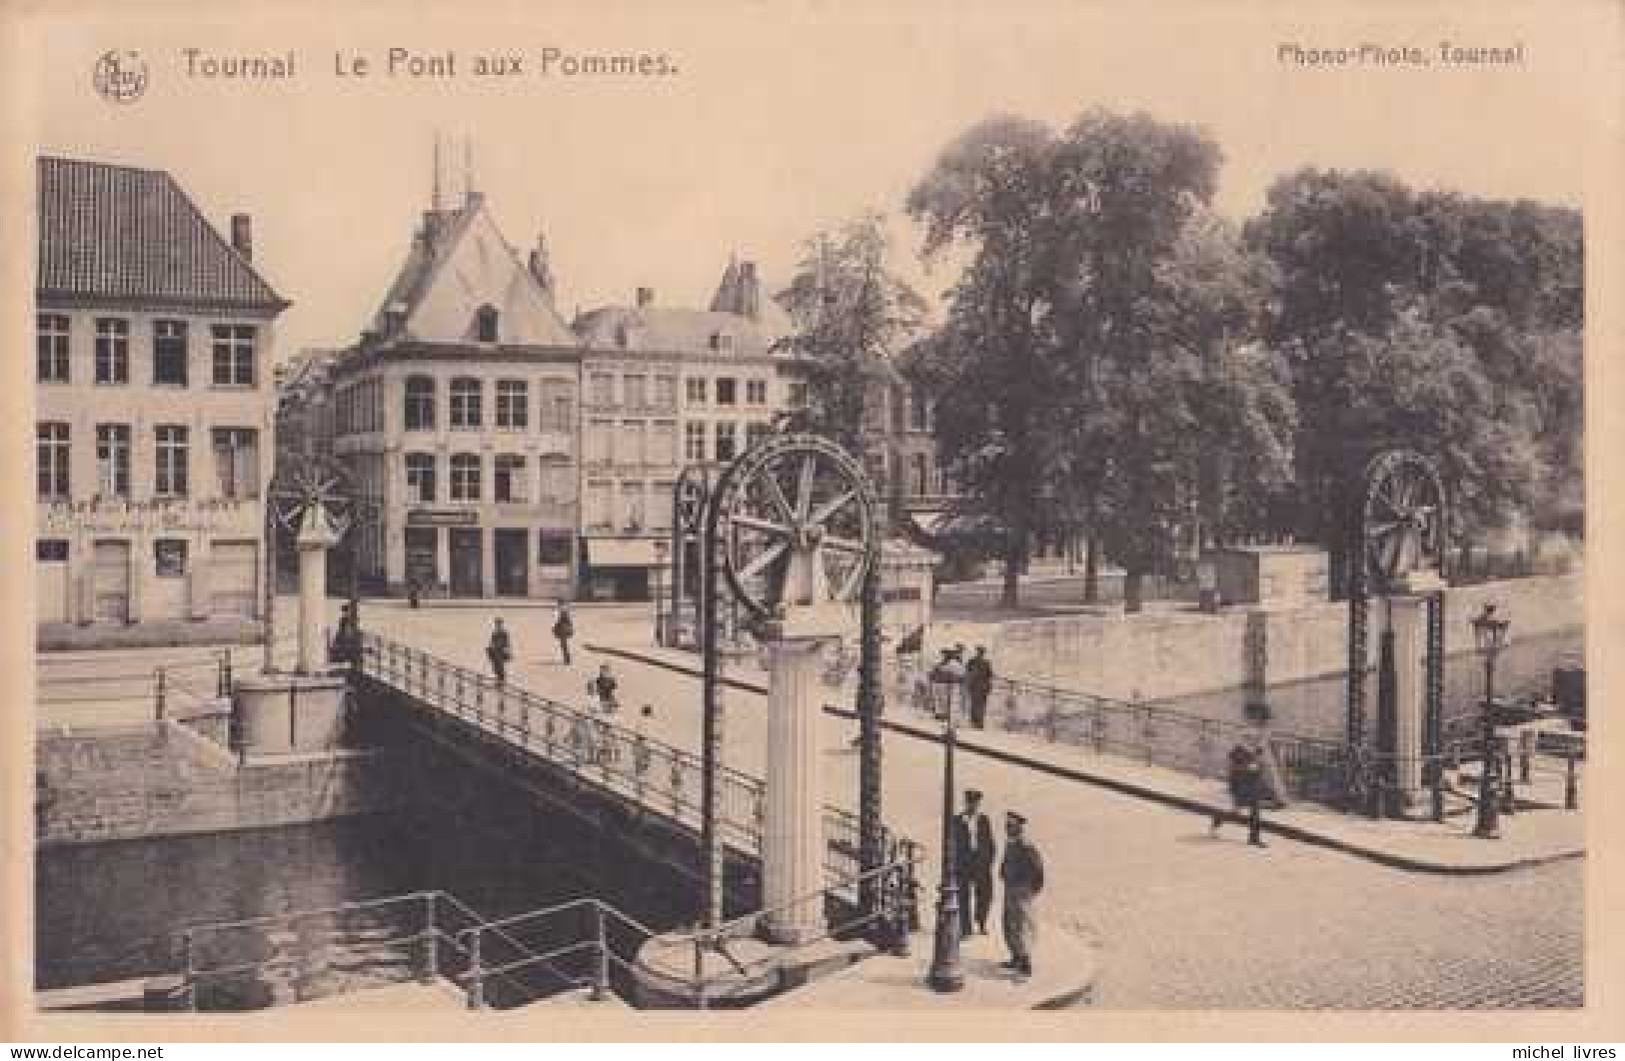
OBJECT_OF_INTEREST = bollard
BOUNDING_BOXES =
[465,930,485,1010]
[419,893,439,984]
[1430,758,1445,823]
[1519,731,1533,785]
[155,668,168,722]
[1565,752,1579,811]
[1500,747,1517,816]
[590,905,610,1001]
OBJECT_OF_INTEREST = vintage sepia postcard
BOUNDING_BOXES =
[2,0,1621,1044]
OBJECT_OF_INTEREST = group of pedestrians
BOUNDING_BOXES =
[483,604,578,686]
[952,788,1046,978]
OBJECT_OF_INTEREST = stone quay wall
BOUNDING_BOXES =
[35,722,405,846]
[994,574,1584,741]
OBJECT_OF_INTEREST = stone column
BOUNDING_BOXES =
[295,506,340,675]
[760,619,841,944]
[1386,594,1429,804]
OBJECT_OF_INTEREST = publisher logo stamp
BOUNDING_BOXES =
[93,50,148,103]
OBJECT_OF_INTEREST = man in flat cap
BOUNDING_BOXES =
[953,789,997,936]
[999,811,1045,977]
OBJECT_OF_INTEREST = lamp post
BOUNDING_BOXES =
[1470,602,1510,839]
[652,538,670,646]
[926,648,966,993]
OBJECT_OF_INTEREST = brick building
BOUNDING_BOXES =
[35,157,289,648]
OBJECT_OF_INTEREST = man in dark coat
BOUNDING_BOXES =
[965,646,994,729]
[594,663,619,713]
[1213,742,1267,847]
[952,789,997,935]
[486,618,512,686]
[999,811,1044,976]
[328,603,362,669]
[553,604,575,665]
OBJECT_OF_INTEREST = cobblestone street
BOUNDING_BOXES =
[343,601,1584,1010]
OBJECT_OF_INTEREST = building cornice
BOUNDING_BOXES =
[37,292,288,318]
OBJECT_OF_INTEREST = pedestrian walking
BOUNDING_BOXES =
[553,604,575,666]
[633,704,655,776]
[485,618,512,687]
[999,811,1044,977]
[953,789,997,936]
[328,602,362,670]
[594,663,620,714]
[965,646,994,729]
[1212,742,1267,847]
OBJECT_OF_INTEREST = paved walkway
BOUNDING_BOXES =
[587,639,1585,876]
[343,601,1582,1009]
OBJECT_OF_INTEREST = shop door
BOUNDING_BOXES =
[449,528,483,597]
[211,540,259,617]
[494,529,529,597]
[92,540,131,623]
[36,541,69,624]
[405,527,439,593]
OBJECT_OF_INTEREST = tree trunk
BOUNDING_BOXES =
[1000,523,1026,609]
[1124,569,1145,614]
[1083,533,1100,604]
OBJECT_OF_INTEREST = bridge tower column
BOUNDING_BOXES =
[296,504,341,675]
[760,611,842,944]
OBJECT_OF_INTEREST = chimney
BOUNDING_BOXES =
[230,213,253,261]
[636,286,655,309]
[738,262,760,321]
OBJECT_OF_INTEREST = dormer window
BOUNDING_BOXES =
[475,304,499,344]
[709,332,733,351]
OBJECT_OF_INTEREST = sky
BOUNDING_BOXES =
[23,1,1611,362]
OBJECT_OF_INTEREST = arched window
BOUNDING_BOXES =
[475,305,499,343]
[404,376,436,430]
[450,453,481,501]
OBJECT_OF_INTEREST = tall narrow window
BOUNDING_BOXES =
[405,453,436,503]
[405,376,436,430]
[95,318,129,384]
[494,455,527,503]
[684,422,707,462]
[538,457,574,504]
[96,424,131,498]
[623,374,647,409]
[685,377,707,405]
[654,374,678,408]
[589,373,615,406]
[450,453,481,501]
[746,379,767,405]
[475,305,499,343]
[210,325,256,386]
[450,378,482,428]
[212,428,260,499]
[37,314,69,383]
[715,421,738,462]
[621,482,645,531]
[715,378,737,406]
[153,320,188,385]
[155,425,190,497]
[787,381,809,408]
[496,380,529,429]
[913,453,929,497]
[621,421,647,466]
[36,422,70,500]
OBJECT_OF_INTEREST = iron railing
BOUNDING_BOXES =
[356,633,922,901]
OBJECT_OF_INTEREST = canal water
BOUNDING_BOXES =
[36,804,697,996]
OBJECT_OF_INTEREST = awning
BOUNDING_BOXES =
[587,538,662,568]
[907,511,1005,541]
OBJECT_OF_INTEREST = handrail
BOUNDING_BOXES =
[182,889,431,941]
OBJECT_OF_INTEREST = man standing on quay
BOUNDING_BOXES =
[966,646,994,729]
[953,789,997,936]
[1000,811,1044,977]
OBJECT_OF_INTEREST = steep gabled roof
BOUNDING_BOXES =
[574,305,783,357]
[370,194,577,348]
[37,156,288,310]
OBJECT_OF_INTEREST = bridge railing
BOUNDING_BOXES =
[356,633,912,894]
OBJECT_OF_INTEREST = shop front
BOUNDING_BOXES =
[579,536,663,601]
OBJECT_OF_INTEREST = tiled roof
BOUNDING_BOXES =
[574,305,785,357]
[37,156,288,310]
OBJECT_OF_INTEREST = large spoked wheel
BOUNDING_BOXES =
[1360,451,1446,591]
[713,435,881,620]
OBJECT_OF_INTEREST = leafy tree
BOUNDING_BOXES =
[776,214,929,458]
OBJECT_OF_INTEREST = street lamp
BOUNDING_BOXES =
[1470,602,1510,839]
[652,538,670,646]
[926,648,966,993]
